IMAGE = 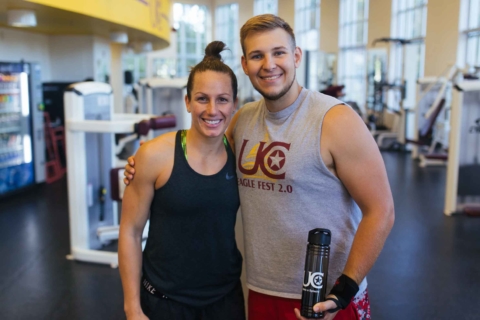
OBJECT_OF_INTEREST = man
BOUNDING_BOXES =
[125,14,394,320]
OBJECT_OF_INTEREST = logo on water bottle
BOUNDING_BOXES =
[303,271,323,289]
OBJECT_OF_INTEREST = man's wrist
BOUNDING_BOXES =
[327,274,360,311]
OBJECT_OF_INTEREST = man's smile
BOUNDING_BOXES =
[260,74,283,81]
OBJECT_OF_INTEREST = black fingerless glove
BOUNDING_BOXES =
[325,274,359,313]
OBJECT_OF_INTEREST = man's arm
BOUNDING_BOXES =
[325,105,394,285]
[295,105,395,320]
[118,141,163,319]
[123,157,136,185]
[296,105,394,320]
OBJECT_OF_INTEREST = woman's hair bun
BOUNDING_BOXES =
[186,40,238,101]
[204,41,227,60]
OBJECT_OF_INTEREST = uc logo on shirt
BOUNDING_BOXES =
[238,140,291,179]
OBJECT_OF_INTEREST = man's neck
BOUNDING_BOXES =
[264,83,303,113]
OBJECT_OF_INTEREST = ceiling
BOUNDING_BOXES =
[0,0,169,50]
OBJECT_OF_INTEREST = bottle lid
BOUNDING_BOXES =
[308,228,331,245]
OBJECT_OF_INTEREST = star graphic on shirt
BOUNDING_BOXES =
[269,151,285,170]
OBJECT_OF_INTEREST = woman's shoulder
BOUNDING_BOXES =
[135,131,177,167]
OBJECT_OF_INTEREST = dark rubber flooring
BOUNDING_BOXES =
[0,152,479,319]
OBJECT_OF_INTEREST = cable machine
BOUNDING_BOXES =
[444,80,480,216]
[64,82,175,267]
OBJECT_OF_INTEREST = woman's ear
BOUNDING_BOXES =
[184,94,191,113]
[234,97,239,112]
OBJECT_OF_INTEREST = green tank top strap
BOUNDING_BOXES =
[181,130,228,161]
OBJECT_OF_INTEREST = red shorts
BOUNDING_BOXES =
[248,289,371,320]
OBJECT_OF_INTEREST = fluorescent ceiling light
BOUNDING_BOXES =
[7,10,37,27]
[132,41,153,53]
[142,42,153,52]
[110,32,129,44]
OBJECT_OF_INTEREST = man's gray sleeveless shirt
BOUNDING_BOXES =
[233,88,367,299]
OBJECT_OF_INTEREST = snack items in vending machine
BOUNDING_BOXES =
[0,62,45,197]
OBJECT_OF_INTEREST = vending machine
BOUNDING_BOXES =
[0,62,45,197]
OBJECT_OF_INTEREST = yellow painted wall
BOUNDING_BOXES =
[277,0,295,28]
[320,0,339,53]
[26,0,171,41]
[367,0,391,50]
[424,0,461,76]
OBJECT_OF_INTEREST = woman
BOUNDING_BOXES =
[118,41,244,320]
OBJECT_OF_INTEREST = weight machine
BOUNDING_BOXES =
[136,77,190,136]
[408,66,456,166]
[64,82,175,267]
[444,80,480,216]
[370,38,411,149]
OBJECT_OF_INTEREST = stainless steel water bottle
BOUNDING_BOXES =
[300,228,331,319]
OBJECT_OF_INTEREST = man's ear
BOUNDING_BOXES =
[241,56,248,75]
[294,46,303,69]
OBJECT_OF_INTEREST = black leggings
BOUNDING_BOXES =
[140,281,246,320]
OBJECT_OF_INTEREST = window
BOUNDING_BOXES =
[123,53,147,83]
[174,3,210,77]
[215,4,240,73]
[459,0,480,70]
[151,58,176,78]
[338,0,369,109]
[389,0,428,111]
[391,0,427,40]
[295,0,320,51]
[254,0,278,15]
[294,0,320,91]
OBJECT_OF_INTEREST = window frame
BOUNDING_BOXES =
[253,0,278,15]
[174,3,210,77]
[215,3,240,74]
[388,0,428,111]
[295,0,321,51]
[459,0,480,70]
[338,0,370,109]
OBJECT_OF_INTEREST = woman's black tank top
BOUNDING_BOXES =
[142,130,242,307]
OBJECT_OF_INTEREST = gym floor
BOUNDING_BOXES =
[0,152,479,320]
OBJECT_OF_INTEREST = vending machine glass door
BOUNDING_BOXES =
[0,63,35,196]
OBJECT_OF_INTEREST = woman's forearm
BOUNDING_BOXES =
[119,228,145,315]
